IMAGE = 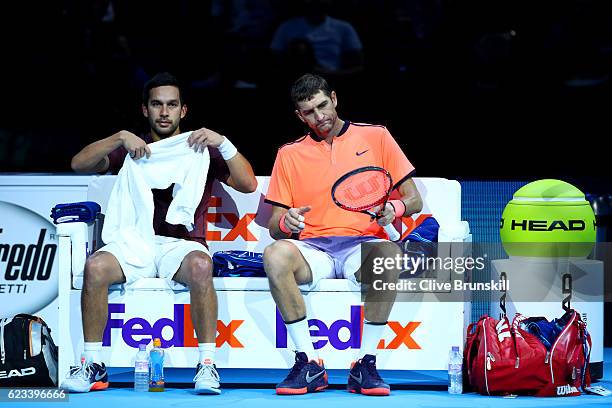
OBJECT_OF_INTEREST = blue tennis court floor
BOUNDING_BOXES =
[19,348,612,408]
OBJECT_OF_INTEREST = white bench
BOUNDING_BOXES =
[57,176,471,379]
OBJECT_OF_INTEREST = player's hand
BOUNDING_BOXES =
[120,131,151,160]
[283,206,311,233]
[373,203,395,227]
[188,127,225,152]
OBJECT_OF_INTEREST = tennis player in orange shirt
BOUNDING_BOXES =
[264,74,423,396]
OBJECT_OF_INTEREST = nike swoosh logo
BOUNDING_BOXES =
[305,370,325,383]
[349,372,362,384]
[94,370,107,381]
[356,150,369,156]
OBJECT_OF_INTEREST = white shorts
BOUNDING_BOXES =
[285,236,387,291]
[97,235,210,285]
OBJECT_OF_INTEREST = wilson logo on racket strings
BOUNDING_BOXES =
[275,305,421,350]
[342,178,383,202]
[342,182,381,201]
[103,303,244,348]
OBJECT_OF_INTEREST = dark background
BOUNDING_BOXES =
[1,0,611,346]
[2,0,611,193]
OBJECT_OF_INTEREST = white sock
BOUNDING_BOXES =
[286,317,317,361]
[358,321,386,359]
[83,342,102,364]
[198,343,216,364]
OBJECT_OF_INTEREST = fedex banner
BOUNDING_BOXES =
[103,303,244,349]
[67,289,467,369]
[101,303,421,352]
[275,306,421,351]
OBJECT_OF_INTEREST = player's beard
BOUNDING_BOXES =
[151,120,179,138]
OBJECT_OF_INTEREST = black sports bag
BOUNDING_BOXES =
[0,314,58,387]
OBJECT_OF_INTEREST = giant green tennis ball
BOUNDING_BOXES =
[500,179,596,257]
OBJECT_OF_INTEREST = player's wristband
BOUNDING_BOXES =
[389,200,406,218]
[279,213,292,235]
[217,137,238,161]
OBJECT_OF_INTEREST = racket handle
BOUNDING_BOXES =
[384,223,401,242]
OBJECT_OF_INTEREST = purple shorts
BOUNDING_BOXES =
[284,236,386,290]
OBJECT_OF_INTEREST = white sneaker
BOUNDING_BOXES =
[60,358,109,393]
[194,361,221,394]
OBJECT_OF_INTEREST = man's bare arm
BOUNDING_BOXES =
[225,152,258,193]
[375,178,423,226]
[71,130,150,173]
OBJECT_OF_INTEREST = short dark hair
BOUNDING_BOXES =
[290,73,332,106]
[142,72,184,105]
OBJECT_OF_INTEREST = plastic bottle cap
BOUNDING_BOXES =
[139,344,147,351]
[153,338,161,347]
[452,346,459,352]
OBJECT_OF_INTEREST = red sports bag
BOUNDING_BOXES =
[464,309,591,397]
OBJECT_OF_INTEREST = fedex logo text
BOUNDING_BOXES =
[103,303,243,348]
[276,305,421,350]
[206,197,257,242]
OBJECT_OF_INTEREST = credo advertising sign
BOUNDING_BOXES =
[0,201,58,317]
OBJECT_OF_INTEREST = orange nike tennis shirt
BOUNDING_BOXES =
[265,121,415,239]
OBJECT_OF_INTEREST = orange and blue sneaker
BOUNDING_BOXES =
[347,354,390,396]
[276,352,328,395]
[61,358,109,393]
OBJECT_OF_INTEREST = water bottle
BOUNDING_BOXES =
[448,346,463,394]
[134,344,149,392]
[149,338,165,392]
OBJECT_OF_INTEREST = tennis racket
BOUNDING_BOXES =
[331,166,401,241]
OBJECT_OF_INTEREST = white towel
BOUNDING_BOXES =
[102,132,210,267]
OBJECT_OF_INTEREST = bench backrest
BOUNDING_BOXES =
[87,175,463,253]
